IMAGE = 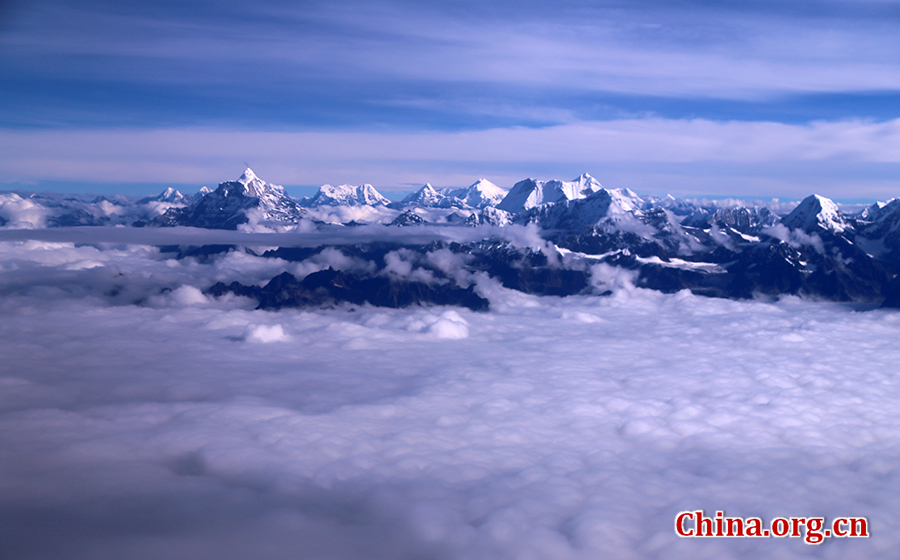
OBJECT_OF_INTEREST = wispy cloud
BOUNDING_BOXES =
[1,119,898,199]
[1,0,899,129]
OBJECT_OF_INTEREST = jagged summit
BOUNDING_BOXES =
[859,198,899,221]
[516,185,646,232]
[782,194,849,233]
[216,168,294,204]
[682,206,777,234]
[395,179,509,209]
[154,168,302,229]
[231,168,283,199]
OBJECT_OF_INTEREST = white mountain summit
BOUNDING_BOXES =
[782,194,849,233]
[306,183,391,207]
[497,173,604,213]
[447,178,508,209]
[160,168,303,229]
[138,187,189,205]
[398,179,509,210]
[400,184,445,207]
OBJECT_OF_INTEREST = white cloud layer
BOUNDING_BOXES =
[1,235,899,559]
[2,119,898,200]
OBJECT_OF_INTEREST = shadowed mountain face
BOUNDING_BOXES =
[208,268,490,311]
[202,241,593,311]
[191,232,887,310]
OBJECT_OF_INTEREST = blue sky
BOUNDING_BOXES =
[1,0,898,200]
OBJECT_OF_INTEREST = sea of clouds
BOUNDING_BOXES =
[2,231,899,560]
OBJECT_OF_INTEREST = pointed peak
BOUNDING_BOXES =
[400,183,445,206]
[796,194,840,215]
[466,178,503,191]
[783,194,848,233]
[239,168,258,184]
[138,186,188,204]
[571,173,603,195]
[810,193,837,208]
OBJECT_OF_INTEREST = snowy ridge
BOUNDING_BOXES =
[399,183,448,207]
[395,179,508,210]
[496,173,603,213]
[448,178,508,209]
[681,206,778,234]
[517,187,644,231]
[306,183,391,207]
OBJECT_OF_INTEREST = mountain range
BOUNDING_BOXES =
[3,168,900,308]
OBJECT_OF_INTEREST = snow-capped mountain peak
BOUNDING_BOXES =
[606,187,642,214]
[448,178,508,208]
[232,168,286,199]
[400,183,445,207]
[859,198,898,221]
[238,167,258,184]
[497,174,604,213]
[154,168,302,229]
[139,187,189,205]
[572,173,603,195]
[782,194,849,233]
[306,183,391,207]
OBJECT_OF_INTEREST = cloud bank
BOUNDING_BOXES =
[1,236,899,559]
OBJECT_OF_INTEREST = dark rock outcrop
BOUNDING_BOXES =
[208,269,490,311]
